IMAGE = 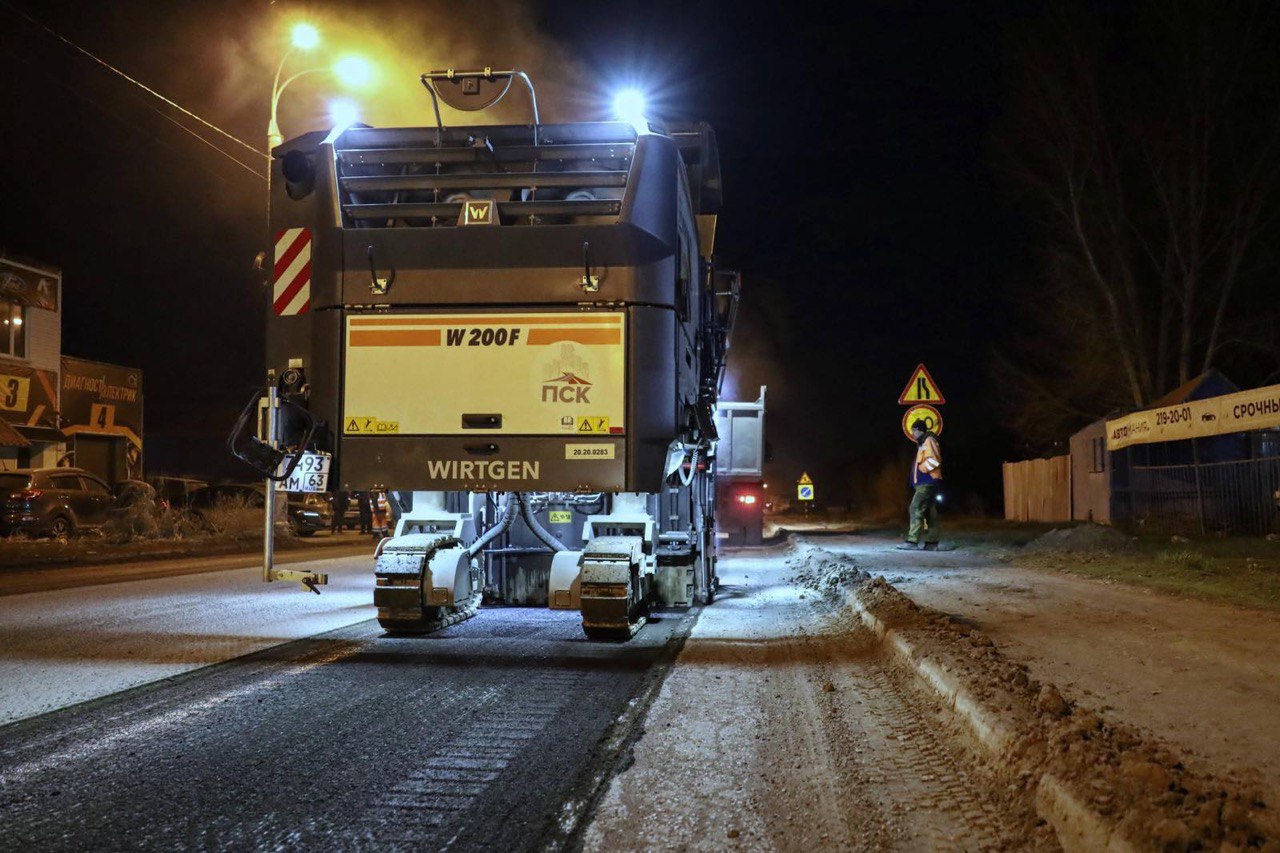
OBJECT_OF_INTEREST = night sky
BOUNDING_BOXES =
[0,0,1026,509]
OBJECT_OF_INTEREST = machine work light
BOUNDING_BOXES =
[613,88,647,128]
[328,99,360,129]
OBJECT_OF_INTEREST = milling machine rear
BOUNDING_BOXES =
[234,70,737,639]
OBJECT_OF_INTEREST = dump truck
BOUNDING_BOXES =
[230,69,737,639]
[713,387,767,546]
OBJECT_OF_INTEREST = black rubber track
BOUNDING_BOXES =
[0,607,692,852]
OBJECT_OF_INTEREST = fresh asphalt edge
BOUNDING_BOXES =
[537,606,702,853]
[842,585,1137,853]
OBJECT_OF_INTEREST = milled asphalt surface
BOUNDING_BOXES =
[0,606,691,851]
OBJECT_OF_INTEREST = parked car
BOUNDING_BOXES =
[187,484,332,536]
[148,476,208,510]
[0,467,116,538]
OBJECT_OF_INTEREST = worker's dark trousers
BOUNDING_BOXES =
[907,484,940,544]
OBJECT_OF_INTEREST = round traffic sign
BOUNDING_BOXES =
[902,404,943,441]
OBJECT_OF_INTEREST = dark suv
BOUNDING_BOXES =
[0,467,116,538]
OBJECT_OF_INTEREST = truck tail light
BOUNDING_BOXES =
[737,494,757,505]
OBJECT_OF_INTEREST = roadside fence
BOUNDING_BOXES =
[1128,457,1280,535]
[1003,456,1071,522]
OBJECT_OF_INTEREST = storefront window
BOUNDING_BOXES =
[0,302,25,357]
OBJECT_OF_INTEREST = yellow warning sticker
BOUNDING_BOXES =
[575,416,610,434]
[344,416,401,434]
[548,510,572,524]
[565,443,615,460]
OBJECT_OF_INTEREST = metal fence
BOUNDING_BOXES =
[1128,457,1280,534]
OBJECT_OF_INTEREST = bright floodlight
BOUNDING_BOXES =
[333,56,374,88]
[329,99,359,129]
[291,23,320,50]
[613,88,647,126]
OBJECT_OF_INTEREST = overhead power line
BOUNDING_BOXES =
[0,0,268,167]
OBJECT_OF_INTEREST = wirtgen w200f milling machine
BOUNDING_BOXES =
[231,70,739,639]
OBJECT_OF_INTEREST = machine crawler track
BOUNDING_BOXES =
[378,592,482,635]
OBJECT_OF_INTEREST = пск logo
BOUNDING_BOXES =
[541,371,591,403]
[541,345,592,403]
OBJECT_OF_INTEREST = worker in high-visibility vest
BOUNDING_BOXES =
[897,418,942,551]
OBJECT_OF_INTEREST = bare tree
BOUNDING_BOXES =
[995,0,1280,445]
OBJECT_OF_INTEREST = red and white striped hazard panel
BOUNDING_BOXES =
[273,227,311,316]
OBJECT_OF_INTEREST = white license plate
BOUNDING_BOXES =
[275,452,331,492]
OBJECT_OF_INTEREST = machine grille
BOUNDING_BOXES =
[333,123,636,228]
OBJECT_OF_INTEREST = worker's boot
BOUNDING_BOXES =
[894,541,919,550]
[922,542,939,551]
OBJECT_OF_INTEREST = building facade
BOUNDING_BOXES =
[0,254,64,469]
[0,253,144,482]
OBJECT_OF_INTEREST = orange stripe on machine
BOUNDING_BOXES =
[526,328,622,346]
[349,329,443,347]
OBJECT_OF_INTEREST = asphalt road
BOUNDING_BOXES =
[0,553,378,724]
[0,606,691,851]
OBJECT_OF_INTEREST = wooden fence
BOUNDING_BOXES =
[1003,456,1071,522]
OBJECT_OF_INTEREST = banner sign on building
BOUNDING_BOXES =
[0,257,60,312]
[0,362,60,431]
[60,357,144,449]
[1105,383,1280,451]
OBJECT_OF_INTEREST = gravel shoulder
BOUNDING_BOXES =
[583,546,1044,851]
[821,532,1280,801]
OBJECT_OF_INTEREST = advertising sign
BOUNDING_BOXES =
[1106,383,1280,450]
[0,257,59,312]
[60,357,144,448]
[0,363,59,431]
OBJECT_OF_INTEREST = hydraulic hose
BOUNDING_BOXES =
[466,492,519,558]
[516,492,567,552]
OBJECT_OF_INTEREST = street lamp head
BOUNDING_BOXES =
[291,23,320,50]
[333,56,374,89]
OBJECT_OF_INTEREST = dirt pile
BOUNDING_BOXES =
[801,543,1280,850]
[786,537,868,594]
[1025,524,1138,554]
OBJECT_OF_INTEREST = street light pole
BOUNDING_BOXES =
[267,47,296,151]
